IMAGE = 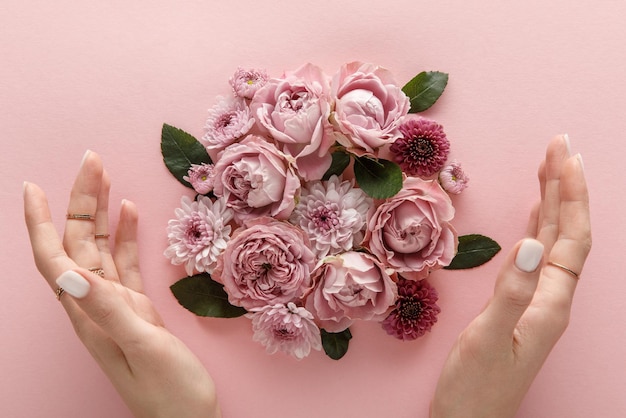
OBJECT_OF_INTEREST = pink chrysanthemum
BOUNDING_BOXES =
[201,96,255,153]
[183,163,216,195]
[439,160,469,194]
[289,175,373,258]
[164,196,233,276]
[229,67,269,99]
[382,277,441,341]
[390,118,450,178]
[248,302,322,360]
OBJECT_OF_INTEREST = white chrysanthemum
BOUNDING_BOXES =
[290,175,373,258]
[247,302,322,360]
[201,96,255,153]
[164,196,233,276]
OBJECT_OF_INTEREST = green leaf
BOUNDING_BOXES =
[402,71,449,113]
[353,157,402,199]
[445,234,501,270]
[170,274,247,318]
[161,123,212,188]
[322,150,351,181]
[321,328,352,360]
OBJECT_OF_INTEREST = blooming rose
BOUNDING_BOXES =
[213,217,316,310]
[212,135,300,222]
[330,62,410,156]
[250,63,334,181]
[366,177,458,280]
[247,302,322,360]
[305,251,398,332]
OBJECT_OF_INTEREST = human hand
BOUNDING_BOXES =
[24,151,221,418]
[430,135,591,417]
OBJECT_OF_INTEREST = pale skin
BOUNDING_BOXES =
[24,135,590,418]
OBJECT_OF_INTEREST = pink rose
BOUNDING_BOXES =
[366,177,458,280]
[305,251,398,332]
[330,62,410,156]
[212,135,301,222]
[250,63,334,181]
[213,217,316,310]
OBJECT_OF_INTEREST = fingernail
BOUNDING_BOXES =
[515,239,544,273]
[80,150,92,167]
[56,270,90,298]
[575,153,584,171]
[23,181,29,196]
[563,134,572,156]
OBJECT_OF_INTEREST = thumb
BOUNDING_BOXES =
[55,268,150,349]
[481,238,544,341]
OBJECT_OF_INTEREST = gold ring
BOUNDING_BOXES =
[55,287,65,300]
[66,213,96,221]
[88,267,105,278]
[547,261,580,280]
[94,233,110,239]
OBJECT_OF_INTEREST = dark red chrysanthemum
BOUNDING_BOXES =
[382,277,441,341]
[390,118,450,178]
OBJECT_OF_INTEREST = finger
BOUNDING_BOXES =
[525,201,540,238]
[63,150,103,270]
[534,154,590,315]
[94,170,120,283]
[536,135,571,251]
[55,268,153,351]
[114,199,144,292]
[479,238,544,344]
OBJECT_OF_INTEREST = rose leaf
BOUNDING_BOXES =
[170,273,247,318]
[353,157,402,199]
[402,71,449,113]
[322,150,351,181]
[161,123,212,188]
[444,234,501,270]
[321,328,352,360]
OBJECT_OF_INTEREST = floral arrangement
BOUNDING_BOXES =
[161,62,500,360]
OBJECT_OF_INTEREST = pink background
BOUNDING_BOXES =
[2,0,625,417]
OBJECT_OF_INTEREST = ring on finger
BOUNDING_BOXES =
[88,267,105,278]
[547,261,580,280]
[94,233,110,239]
[55,287,65,300]
[66,213,96,221]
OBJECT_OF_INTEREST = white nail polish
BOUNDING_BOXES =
[563,134,572,156]
[515,239,544,273]
[576,153,584,171]
[56,271,90,298]
[80,150,92,167]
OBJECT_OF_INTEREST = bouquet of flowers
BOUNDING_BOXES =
[161,62,500,360]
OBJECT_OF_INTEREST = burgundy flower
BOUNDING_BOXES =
[390,117,450,178]
[382,278,441,341]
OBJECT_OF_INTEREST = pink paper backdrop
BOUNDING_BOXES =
[2,0,625,417]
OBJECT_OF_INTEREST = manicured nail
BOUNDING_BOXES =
[80,150,92,167]
[56,270,90,298]
[575,153,584,171]
[23,181,29,196]
[515,239,544,273]
[563,134,572,156]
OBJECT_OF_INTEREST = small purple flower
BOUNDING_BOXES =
[201,96,255,153]
[164,196,233,276]
[229,67,269,99]
[390,117,450,178]
[248,302,322,360]
[289,175,372,258]
[439,160,469,194]
[183,163,216,195]
[382,277,441,341]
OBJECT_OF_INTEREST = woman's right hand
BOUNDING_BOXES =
[24,151,221,418]
[430,135,591,417]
